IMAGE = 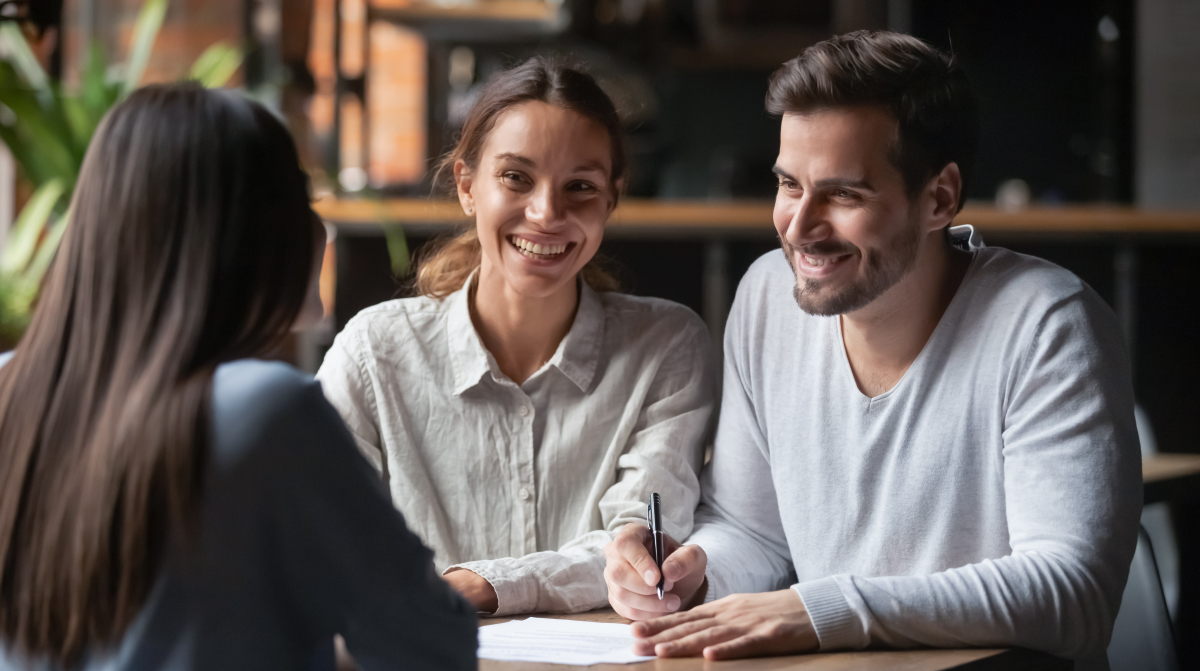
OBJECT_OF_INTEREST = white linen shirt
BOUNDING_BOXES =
[316,275,717,616]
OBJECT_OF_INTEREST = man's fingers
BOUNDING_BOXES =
[662,544,706,582]
[631,608,710,638]
[703,634,772,661]
[654,625,741,658]
[635,617,718,647]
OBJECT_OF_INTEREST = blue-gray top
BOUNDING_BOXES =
[0,356,477,670]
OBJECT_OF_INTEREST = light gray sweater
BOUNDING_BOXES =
[689,247,1141,667]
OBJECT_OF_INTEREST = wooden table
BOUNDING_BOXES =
[478,609,1069,670]
[1143,453,1200,505]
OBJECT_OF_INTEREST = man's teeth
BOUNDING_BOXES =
[803,254,846,267]
[511,236,567,256]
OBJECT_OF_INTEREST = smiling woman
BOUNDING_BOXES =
[316,57,719,621]
[416,57,625,301]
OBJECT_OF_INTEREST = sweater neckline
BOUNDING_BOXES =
[833,249,983,403]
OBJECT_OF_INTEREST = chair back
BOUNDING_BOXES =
[1108,526,1178,671]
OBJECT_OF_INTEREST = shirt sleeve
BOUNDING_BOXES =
[315,326,387,478]
[795,290,1142,659]
[264,379,478,671]
[449,316,718,615]
[685,293,795,603]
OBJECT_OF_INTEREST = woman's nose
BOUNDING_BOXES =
[526,183,566,229]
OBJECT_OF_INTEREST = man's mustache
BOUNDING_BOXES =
[782,239,859,257]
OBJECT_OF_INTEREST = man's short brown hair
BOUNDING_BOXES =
[767,31,979,211]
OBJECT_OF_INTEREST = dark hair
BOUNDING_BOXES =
[417,56,625,298]
[0,83,316,664]
[766,30,979,211]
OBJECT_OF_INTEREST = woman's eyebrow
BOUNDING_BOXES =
[493,152,536,166]
[573,161,608,174]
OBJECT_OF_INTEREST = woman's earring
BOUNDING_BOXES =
[464,204,474,215]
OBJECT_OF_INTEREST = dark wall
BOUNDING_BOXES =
[911,0,1134,203]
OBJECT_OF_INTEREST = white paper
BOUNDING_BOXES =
[478,617,656,665]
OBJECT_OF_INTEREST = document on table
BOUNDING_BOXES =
[478,617,656,666]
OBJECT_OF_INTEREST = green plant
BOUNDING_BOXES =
[0,0,242,350]
[0,180,63,346]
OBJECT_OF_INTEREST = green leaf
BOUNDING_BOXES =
[0,23,49,97]
[383,224,410,276]
[20,206,69,285]
[0,122,46,185]
[1,180,63,275]
[188,42,242,88]
[81,42,114,118]
[0,85,78,184]
[61,93,95,149]
[121,0,168,99]
[0,274,37,349]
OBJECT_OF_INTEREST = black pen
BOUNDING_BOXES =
[647,493,665,600]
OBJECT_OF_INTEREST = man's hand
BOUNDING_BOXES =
[631,589,819,660]
[603,523,708,620]
[443,569,498,614]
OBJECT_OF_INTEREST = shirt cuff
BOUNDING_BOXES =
[795,578,861,651]
[445,559,537,617]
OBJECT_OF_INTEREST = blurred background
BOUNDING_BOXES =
[0,0,1197,668]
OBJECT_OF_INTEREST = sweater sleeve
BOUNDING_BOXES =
[449,317,717,615]
[798,290,1142,659]
[686,286,795,603]
[261,377,478,670]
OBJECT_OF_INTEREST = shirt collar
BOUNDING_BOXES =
[550,279,604,392]
[447,270,494,396]
[446,271,606,395]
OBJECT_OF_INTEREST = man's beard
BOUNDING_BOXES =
[782,215,922,316]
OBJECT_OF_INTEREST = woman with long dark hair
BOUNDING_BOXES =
[0,83,475,670]
[317,57,718,616]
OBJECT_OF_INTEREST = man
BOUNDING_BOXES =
[603,31,1140,669]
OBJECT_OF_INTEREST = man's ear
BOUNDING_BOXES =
[453,159,475,216]
[925,162,963,233]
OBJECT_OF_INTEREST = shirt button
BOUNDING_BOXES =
[519,487,532,501]
[518,404,530,417]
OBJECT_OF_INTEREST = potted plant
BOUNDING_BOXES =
[0,0,240,350]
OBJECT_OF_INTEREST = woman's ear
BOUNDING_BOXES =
[608,178,625,214]
[453,159,475,216]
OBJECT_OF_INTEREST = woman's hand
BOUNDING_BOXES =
[443,569,499,614]
[603,523,709,620]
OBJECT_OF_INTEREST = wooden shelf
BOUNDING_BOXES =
[371,0,559,21]
[314,198,1200,237]
[1143,453,1200,505]
[369,0,565,36]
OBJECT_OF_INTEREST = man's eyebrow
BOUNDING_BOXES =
[493,152,536,167]
[815,177,875,191]
[771,165,795,181]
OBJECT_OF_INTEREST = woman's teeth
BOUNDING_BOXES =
[510,236,568,258]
